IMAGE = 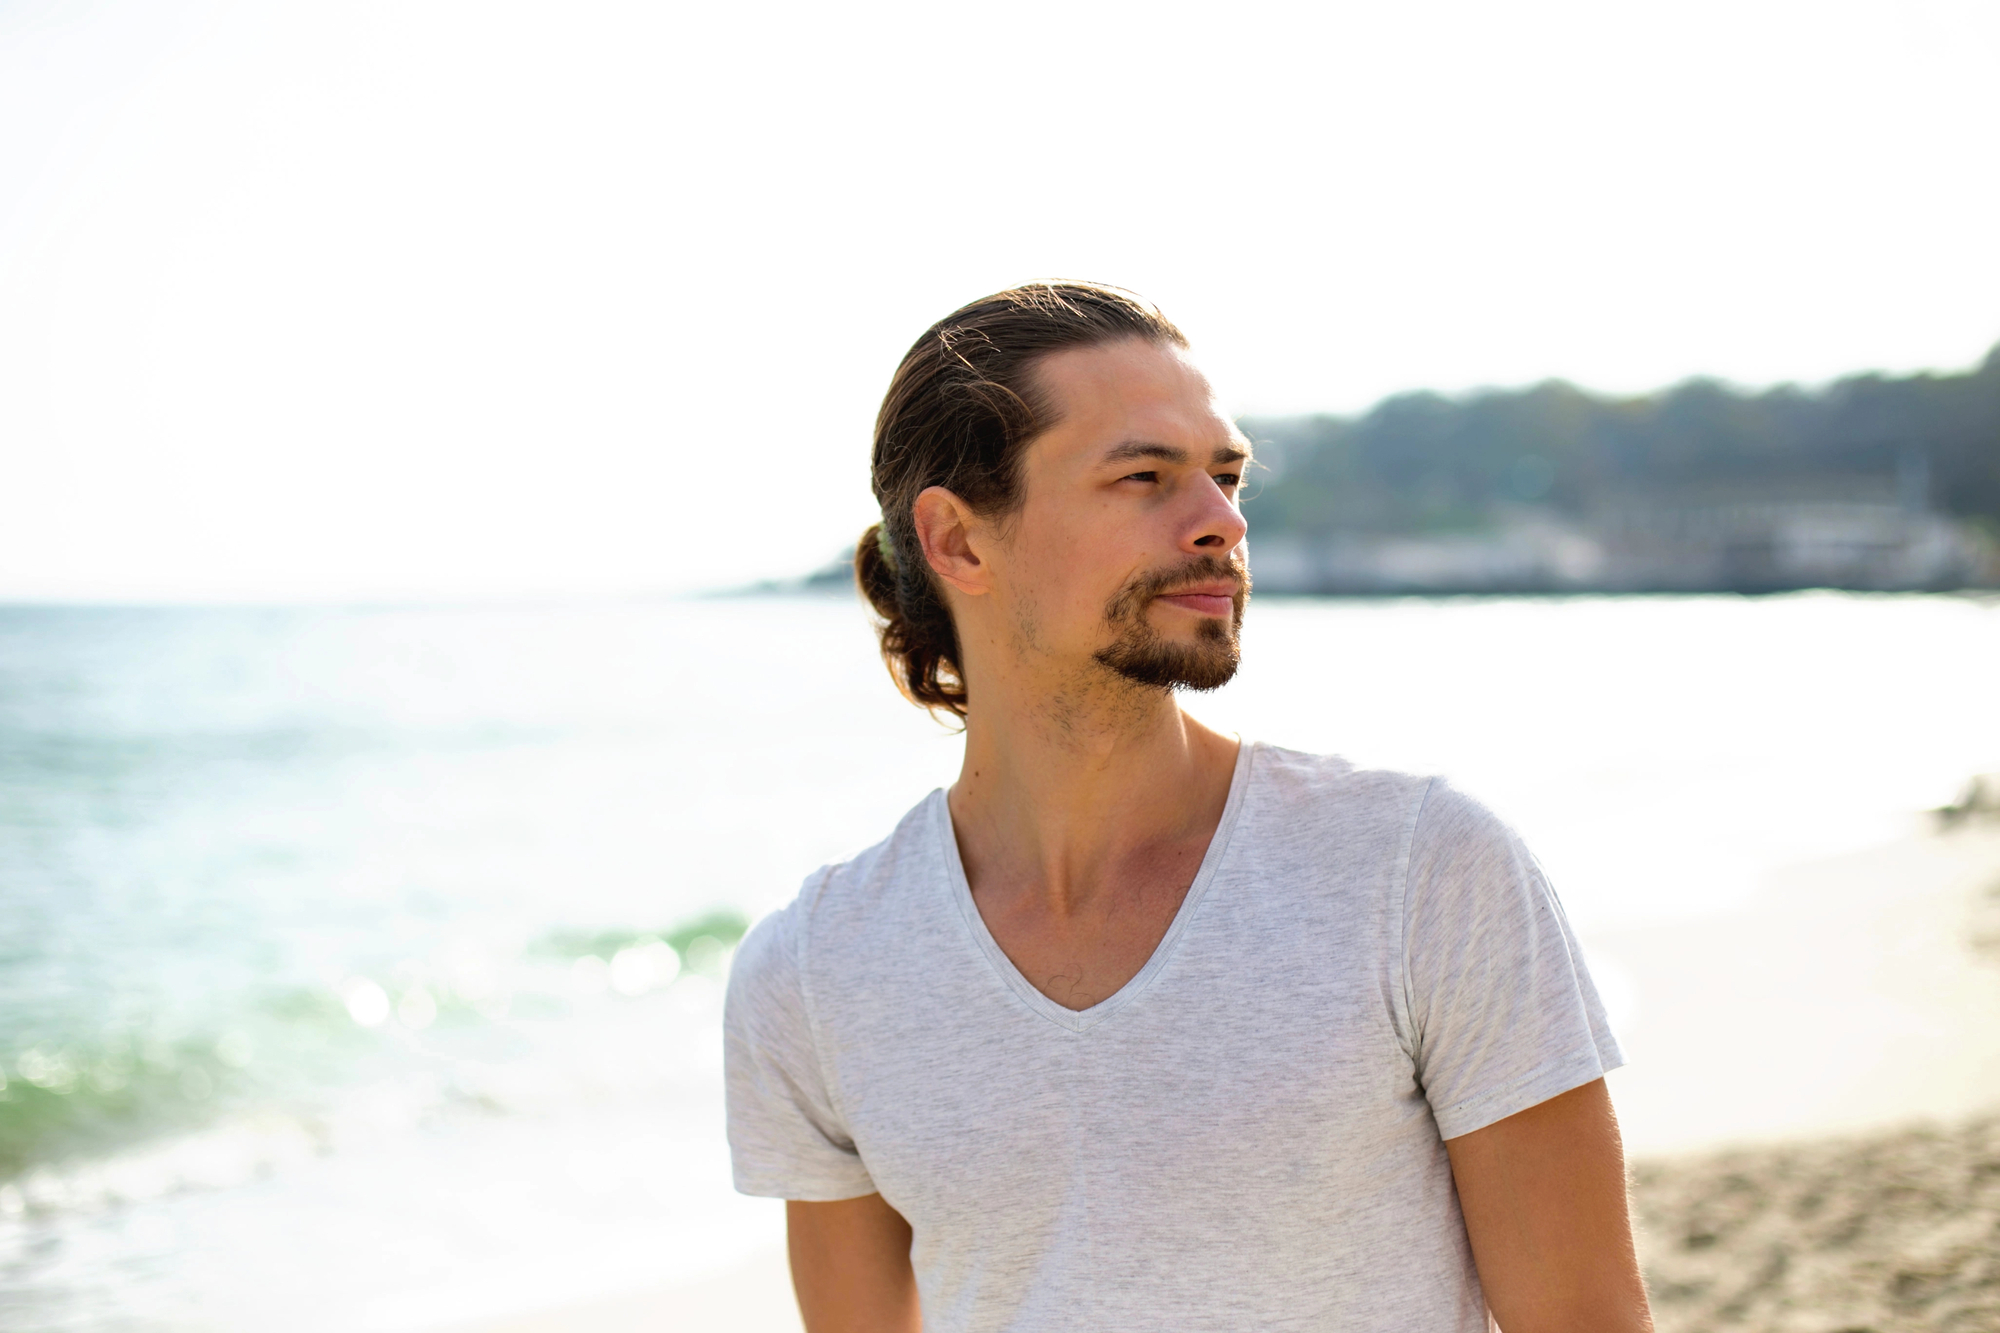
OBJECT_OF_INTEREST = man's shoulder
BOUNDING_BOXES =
[731,789,951,990]
[1246,741,1438,827]
[1248,742,1518,852]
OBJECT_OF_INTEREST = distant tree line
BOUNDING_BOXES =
[1239,343,2000,538]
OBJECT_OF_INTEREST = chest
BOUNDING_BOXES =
[819,874,1423,1220]
[968,857,1201,1012]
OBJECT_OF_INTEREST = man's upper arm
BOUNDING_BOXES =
[1443,1078,1654,1333]
[725,894,880,1201]
[1401,782,1624,1140]
[787,1195,920,1333]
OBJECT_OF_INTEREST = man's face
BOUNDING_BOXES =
[987,337,1251,693]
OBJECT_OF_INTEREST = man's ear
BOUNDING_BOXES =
[911,486,992,597]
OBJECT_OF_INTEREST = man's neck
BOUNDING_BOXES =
[946,662,1239,922]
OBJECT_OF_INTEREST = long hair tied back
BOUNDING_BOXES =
[855,281,1187,717]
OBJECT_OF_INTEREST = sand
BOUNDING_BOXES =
[1618,818,2000,1332]
[449,820,2000,1332]
[1635,1114,2000,1332]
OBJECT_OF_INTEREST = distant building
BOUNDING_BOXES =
[1250,494,1995,595]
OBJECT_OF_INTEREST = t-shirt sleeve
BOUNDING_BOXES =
[723,888,879,1200]
[1400,780,1625,1140]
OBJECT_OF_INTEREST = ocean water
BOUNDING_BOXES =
[2,592,1997,1330]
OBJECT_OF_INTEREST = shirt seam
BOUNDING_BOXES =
[734,1167,876,1201]
[792,864,864,1162]
[934,794,1083,1034]
[1432,1042,1622,1140]
[1395,775,1441,1066]
[1094,738,1257,1024]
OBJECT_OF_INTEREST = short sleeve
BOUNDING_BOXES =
[723,890,878,1200]
[1400,781,1624,1140]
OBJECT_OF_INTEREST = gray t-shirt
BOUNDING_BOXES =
[724,742,1623,1332]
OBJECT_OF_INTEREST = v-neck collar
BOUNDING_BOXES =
[934,739,1256,1034]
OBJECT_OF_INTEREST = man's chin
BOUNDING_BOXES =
[1092,624,1242,693]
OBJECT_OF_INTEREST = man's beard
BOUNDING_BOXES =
[1091,553,1249,692]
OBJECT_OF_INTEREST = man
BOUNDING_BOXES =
[724,283,1652,1332]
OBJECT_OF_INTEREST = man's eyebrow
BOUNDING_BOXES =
[1102,440,1252,466]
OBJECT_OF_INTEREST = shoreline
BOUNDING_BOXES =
[1592,823,2000,1157]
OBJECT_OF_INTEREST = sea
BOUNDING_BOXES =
[2,591,1997,1331]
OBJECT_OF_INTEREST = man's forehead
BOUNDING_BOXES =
[1031,339,1247,459]
[1035,337,1208,404]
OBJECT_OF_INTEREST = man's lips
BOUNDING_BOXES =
[1152,583,1240,617]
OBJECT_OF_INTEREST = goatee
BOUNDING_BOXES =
[1091,553,1248,692]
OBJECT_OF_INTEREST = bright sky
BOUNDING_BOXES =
[2,0,1996,602]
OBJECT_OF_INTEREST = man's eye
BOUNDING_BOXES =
[1123,471,1159,483]
[1214,473,1240,487]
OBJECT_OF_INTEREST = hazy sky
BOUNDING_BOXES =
[3,0,1996,601]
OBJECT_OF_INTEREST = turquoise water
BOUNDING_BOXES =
[0,606,763,1181]
[2,593,1996,1329]
[0,599,964,1330]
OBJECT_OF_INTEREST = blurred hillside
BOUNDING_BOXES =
[1242,345,2000,594]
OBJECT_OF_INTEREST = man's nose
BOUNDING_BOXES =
[1185,479,1249,555]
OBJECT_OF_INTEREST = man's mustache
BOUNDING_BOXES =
[1106,554,1250,620]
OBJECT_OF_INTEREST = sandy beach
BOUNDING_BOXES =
[450,820,2000,1333]
[1636,1112,2000,1332]
[1621,818,2000,1332]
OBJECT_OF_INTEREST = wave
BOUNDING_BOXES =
[0,990,353,1183]
[1,907,749,1189]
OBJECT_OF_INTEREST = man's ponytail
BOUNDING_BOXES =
[853,519,966,715]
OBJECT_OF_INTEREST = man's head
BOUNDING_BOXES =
[857,283,1251,717]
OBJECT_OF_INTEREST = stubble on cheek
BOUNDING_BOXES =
[1007,580,1046,657]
